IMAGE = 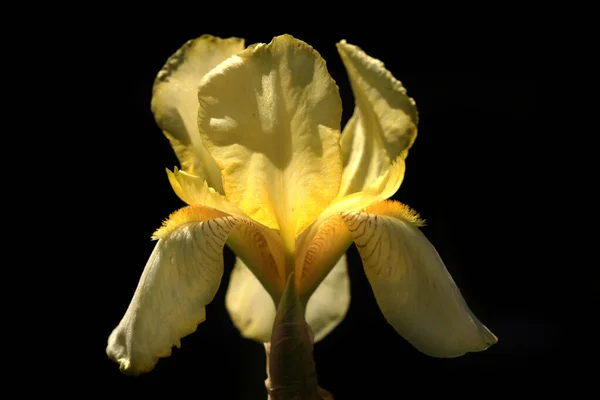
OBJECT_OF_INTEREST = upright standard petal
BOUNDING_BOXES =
[226,255,350,343]
[197,34,343,247]
[151,35,245,192]
[107,207,238,375]
[340,201,497,357]
[336,40,418,197]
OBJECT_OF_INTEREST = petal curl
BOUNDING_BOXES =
[197,34,343,246]
[166,167,243,215]
[320,154,406,218]
[151,35,245,192]
[226,255,350,343]
[340,201,497,357]
[336,40,418,197]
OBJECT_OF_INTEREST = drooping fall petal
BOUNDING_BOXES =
[336,40,418,197]
[197,34,343,247]
[151,35,245,192]
[107,202,284,375]
[226,255,350,343]
[340,201,497,357]
[106,207,237,375]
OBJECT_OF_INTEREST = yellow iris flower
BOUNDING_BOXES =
[107,34,497,376]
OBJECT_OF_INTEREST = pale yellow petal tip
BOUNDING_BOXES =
[107,313,209,375]
[336,39,419,125]
[364,200,426,227]
[482,326,499,347]
[336,39,407,93]
[152,205,228,240]
[115,357,154,377]
[106,336,156,377]
[464,326,497,356]
[154,35,245,86]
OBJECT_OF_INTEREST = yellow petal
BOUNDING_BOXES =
[304,254,350,342]
[226,255,350,343]
[197,34,343,246]
[168,166,285,294]
[336,40,418,197]
[107,205,283,375]
[226,218,286,299]
[295,158,405,300]
[151,35,245,193]
[295,214,353,301]
[166,167,244,216]
[225,257,276,342]
[320,154,406,217]
[106,206,237,375]
[340,201,497,357]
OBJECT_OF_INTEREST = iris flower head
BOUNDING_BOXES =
[107,34,497,376]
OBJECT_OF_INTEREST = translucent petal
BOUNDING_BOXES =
[226,255,349,343]
[337,40,418,197]
[107,205,282,375]
[340,201,497,357]
[106,207,237,375]
[151,35,245,192]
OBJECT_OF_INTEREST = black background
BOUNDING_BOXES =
[65,13,560,399]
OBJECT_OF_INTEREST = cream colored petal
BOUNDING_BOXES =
[107,205,284,375]
[340,201,497,357]
[151,35,245,192]
[197,34,343,246]
[226,255,350,343]
[225,257,276,342]
[305,254,350,342]
[337,40,418,197]
[106,207,238,375]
